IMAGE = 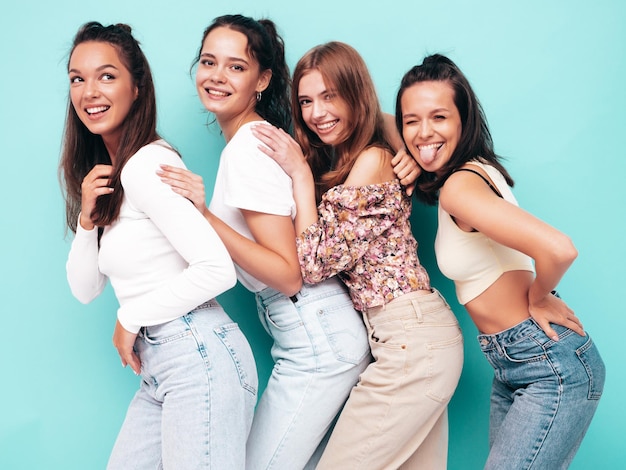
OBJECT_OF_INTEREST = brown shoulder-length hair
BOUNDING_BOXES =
[59,21,160,233]
[395,54,513,205]
[292,42,392,200]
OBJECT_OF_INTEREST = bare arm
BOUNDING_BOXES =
[159,164,302,296]
[384,113,419,195]
[206,208,303,296]
[440,170,583,339]
[383,112,404,153]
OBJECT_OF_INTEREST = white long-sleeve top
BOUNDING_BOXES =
[66,140,236,333]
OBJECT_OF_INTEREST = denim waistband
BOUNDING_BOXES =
[477,291,562,349]
[363,288,449,321]
[193,299,220,311]
[256,277,347,305]
[477,317,541,349]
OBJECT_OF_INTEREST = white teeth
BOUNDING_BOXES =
[208,89,228,97]
[86,106,109,114]
[418,143,442,150]
[317,120,337,130]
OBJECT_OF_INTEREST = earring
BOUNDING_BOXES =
[256,91,262,102]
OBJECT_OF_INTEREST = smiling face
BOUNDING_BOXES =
[195,26,271,139]
[401,80,462,176]
[297,70,350,146]
[68,41,138,157]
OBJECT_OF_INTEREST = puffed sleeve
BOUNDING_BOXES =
[296,184,403,284]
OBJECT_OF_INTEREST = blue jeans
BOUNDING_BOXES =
[107,300,257,470]
[479,318,605,469]
[246,277,371,470]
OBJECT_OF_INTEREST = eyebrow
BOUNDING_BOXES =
[403,108,450,118]
[298,87,336,100]
[68,64,120,74]
[199,52,250,66]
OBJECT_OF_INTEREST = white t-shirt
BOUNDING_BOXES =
[209,121,296,292]
[66,140,236,333]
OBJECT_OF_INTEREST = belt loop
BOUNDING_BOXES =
[494,338,505,356]
[411,298,423,323]
[433,288,450,309]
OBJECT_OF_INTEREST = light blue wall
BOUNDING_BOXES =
[1,1,623,468]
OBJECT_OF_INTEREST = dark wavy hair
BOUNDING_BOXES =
[59,21,159,232]
[193,14,291,131]
[395,54,513,205]
[292,42,391,200]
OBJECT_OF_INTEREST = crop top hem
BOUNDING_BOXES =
[456,267,535,305]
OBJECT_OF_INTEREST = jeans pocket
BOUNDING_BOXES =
[500,336,547,363]
[264,297,303,331]
[426,331,464,403]
[576,336,606,400]
[317,301,370,365]
[141,319,191,345]
[214,323,258,396]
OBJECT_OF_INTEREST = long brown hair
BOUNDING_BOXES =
[59,22,160,233]
[292,42,391,200]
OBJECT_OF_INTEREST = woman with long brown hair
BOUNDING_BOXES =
[252,41,464,469]
[60,21,255,468]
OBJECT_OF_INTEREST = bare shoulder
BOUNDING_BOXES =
[440,165,500,215]
[345,147,396,186]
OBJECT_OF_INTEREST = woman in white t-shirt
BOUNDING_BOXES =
[60,22,256,468]
[158,15,371,469]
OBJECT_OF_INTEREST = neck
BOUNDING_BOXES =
[219,109,263,142]
[102,135,118,165]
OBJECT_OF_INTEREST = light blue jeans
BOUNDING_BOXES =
[246,277,371,470]
[107,300,257,470]
[480,317,605,469]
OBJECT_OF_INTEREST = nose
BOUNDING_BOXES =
[209,65,226,84]
[84,78,99,99]
[417,119,433,139]
[311,99,327,119]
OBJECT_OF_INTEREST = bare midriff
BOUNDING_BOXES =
[464,270,535,335]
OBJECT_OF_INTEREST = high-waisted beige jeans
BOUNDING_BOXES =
[317,289,464,470]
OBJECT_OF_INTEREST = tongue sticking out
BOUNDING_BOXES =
[419,146,438,165]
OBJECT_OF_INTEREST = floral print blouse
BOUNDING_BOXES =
[296,180,431,311]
